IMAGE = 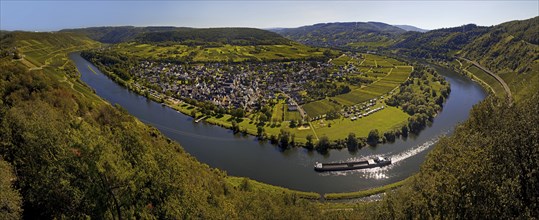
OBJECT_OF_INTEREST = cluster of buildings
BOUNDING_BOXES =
[130,60,349,111]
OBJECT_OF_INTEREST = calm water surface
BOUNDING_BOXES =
[70,53,487,193]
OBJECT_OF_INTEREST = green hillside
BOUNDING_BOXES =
[388,17,538,101]
[458,17,539,100]
[391,24,490,59]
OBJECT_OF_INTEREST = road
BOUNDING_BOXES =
[458,57,512,102]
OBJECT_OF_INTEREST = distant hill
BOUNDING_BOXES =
[393,16,538,100]
[60,26,292,45]
[391,24,491,59]
[273,22,405,49]
[459,17,539,73]
[393,25,429,33]
[59,26,176,43]
[135,27,292,45]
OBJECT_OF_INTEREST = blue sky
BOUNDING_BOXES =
[1,1,537,31]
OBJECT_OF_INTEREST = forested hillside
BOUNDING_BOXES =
[61,26,292,46]
[135,28,292,45]
[0,32,323,219]
[391,24,490,59]
[59,26,179,43]
[274,22,405,49]
[458,17,539,100]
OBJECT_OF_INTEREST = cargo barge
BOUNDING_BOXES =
[314,157,391,172]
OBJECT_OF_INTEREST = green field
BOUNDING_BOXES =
[272,102,285,122]
[330,54,354,66]
[284,110,302,121]
[312,105,409,139]
[302,99,341,118]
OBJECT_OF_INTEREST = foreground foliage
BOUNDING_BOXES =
[365,94,539,218]
[0,33,323,219]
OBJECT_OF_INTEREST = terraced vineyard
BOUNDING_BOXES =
[13,32,99,68]
[9,32,102,102]
[108,42,336,62]
[302,54,413,118]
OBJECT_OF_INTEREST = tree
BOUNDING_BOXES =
[316,136,330,153]
[0,159,22,219]
[384,131,396,142]
[231,120,240,133]
[305,135,314,150]
[290,134,296,147]
[259,114,268,123]
[346,133,358,151]
[278,129,290,148]
[401,125,409,137]
[231,108,245,118]
[256,126,265,139]
[289,120,297,128]
[367,129,380,145]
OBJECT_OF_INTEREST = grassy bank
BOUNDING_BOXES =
[226,177,321,200]
[324,178,411,200]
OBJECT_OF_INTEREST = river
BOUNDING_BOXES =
[70,53,487,194]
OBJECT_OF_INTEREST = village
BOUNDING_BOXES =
[129,59,362,114]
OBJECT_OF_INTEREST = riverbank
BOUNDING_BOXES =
[72,52,487,194]
[324,178,410,200]
[226,176,412,202]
